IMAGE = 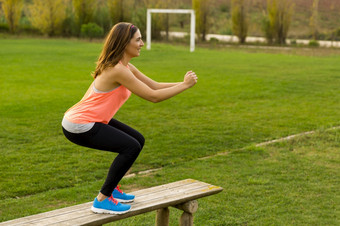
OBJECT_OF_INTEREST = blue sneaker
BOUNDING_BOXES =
[91,195,131,214]
[112,185,135,203]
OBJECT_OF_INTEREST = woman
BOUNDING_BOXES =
[62,22,198,215]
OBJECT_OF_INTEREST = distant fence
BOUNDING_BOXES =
[161,31,340,48]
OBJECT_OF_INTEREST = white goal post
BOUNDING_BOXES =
[146,9,196,52]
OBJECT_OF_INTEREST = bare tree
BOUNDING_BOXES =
[310,0,319,40]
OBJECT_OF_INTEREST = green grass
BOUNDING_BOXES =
[105,128,339,225]
[0,38,339,224]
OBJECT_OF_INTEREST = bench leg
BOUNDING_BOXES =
[176,200,198,226]
[155,207,170,226]
[179,212,194,226]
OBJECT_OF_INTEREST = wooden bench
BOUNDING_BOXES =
[0,179,223,226]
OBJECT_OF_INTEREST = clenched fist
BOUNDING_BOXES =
[183,71,198,88]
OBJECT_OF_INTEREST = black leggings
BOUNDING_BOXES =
[62,118,144,196]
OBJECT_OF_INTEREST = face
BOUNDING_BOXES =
[125,29,144,58]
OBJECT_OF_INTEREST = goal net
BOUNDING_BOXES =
[146,9,196,52]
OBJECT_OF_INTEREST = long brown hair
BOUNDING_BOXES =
[92,22,138,78]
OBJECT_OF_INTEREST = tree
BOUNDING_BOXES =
[107,0,132,25]
[0,0,23,33]
[231,0,248,44]
[28,0,67,36]
[265,0,294,45]
[160,0,172,41]
[310,0,319,40]
[142,0,165,40]
[262,16,274,44]
[72,0,96,33]
[192,0,210,42]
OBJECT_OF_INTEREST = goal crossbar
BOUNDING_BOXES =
[146,9,196,52]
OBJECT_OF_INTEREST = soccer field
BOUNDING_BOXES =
[0,39,339,224]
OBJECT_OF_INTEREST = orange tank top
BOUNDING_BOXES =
[64,70,131,124]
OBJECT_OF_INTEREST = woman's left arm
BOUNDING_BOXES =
[128,63,180,90]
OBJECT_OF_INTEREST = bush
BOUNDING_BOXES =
[308,39,320,47]
[209,37,219,44]
[329,27,340,41]
[80,23,103,40]
[19,24,41,35]
[0,23,9,32]
[335,28,340,37]
[290,39,297,45]
[221,27,233,35]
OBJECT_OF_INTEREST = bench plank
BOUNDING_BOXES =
[0,179,223,226]
[5,180,211,225]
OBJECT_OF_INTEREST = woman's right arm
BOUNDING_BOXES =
[128,63,181,90]
[114,68,197,103]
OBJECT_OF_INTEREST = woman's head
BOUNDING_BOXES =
[92,22,142,78]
